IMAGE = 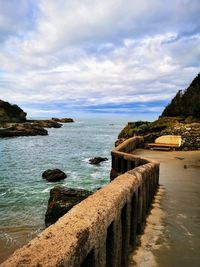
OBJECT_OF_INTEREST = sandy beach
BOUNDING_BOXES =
[129,149,200,267]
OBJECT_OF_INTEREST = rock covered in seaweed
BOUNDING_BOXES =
[45,186,92,226]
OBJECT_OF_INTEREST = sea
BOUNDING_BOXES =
[2,118,200,266]
[0,117,129,263]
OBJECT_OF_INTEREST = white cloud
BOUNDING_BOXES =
[0,0,200,117]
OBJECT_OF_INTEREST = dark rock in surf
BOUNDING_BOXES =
[42,169,67,182]
[89,157,108,165]
[45,186,92,226]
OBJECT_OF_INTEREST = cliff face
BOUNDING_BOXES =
[0,100,27,123]
[161,74,200,118]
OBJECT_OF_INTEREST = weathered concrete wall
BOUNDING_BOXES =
[1,136,159,267]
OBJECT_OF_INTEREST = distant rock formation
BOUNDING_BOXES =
[31,120,62,128]
[162,74,200,118]
[0,123,48,137]
[0,99,26,122]
[45,186,92,226]
[52,118,74,123]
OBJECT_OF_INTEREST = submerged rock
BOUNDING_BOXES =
[52,117,74,123]
[42,169,67,182]
[45,186,92,226]
[0,123,48,137]
[89,157,108,165]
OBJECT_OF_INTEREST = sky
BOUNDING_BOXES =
[0,0,200,120]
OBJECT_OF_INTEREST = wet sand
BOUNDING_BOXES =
[0,225,41,263]
[129,149,200,267]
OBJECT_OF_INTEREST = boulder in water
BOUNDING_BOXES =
[45,186,92,226]
[42,169,67,182]
[89,157,108,165]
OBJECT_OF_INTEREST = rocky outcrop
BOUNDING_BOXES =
[0,100,77,138]
[0,120,62,138]
[31,120,62,128]
[52,118,74,123]
[0,100,26,123]
[0,123,48,137]
[89,157,108,165]
[42,169,67,182]
[117,117,200,150]
[162,74,200,118]
[45,186,92,226]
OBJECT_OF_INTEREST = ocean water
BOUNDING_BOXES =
[0,117,128,262]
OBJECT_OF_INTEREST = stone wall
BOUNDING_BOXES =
[1,137,159,267]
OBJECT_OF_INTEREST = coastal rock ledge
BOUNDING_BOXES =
[0,123,48,137]
[45,186,92,226]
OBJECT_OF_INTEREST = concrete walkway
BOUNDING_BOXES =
[129,149,200,267]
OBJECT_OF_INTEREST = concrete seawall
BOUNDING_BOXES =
[1,137,159,267]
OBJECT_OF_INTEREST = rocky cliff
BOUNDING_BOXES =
[0,100,27,122]
[161,74,200,118]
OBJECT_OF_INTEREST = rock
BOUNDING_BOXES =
[0,123,48,137]
[52,118,74,123]
[45,186,92,226]
[89,157,108,165]
[0,99,26,123]
[42,169,67,182]
[31,120,62,128]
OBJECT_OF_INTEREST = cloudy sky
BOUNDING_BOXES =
[0,0,200,119]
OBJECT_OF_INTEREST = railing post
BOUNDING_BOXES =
[130,190,138,247]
